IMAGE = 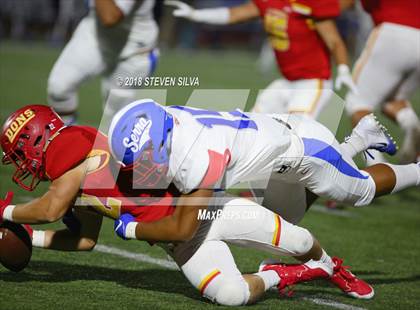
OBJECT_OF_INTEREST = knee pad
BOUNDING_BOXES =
[345,93,375,116]
[213,278,250,306]
[47,74,74,100]
[47,77,78,113]
[279,220,314,256]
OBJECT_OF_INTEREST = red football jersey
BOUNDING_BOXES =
[253,0,340,80]
[362,0,420,29]
[44,126,177,222]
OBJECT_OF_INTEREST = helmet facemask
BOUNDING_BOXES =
[2,132,46,191]
[123,149,170,189]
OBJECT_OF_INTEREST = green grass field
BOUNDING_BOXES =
[1,42,420,310]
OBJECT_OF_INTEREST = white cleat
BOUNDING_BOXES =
[349,114,398,158]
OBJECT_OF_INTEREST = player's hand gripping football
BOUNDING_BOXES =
[335,64,358,94]
[0,191,14,222]
[165,0,195,20]
[114,213,136,240]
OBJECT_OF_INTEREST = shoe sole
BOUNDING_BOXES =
[369,115,398,156]
[347,289,375,300]
[258,259,283,272]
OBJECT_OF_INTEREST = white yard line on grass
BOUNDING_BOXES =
[95,244,367,310]
[95,244,178,270]
[303,297,367,310]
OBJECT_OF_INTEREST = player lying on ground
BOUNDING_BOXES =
[0,104,396,305]
[166,0,356,118]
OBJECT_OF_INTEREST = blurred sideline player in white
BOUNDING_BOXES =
[166,0,356,119]
[346,0,420,164]
[50,0,84,45]
[47,0,160,124]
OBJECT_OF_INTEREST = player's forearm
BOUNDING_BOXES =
[94,0,124,27]
[46,229,97,251]
[134,216,193,242]
[198,4,259,25]
[115,191,212,242]
[33,229,97,251]
[229,2,260,24]
[123,205,206,242]
[7,172,82,224]
[330,38,349,66]
[133,192,212,242]
[10,197,69,224]
[316,20,349,66]
[168,1,259,25]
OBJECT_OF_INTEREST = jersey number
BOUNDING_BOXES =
[81,194,122,219]
[172,106,258,130]
[264,9,290,52]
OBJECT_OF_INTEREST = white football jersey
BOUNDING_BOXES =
[88,0,158,57]
[166,106,303,193]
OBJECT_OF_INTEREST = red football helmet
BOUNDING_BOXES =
[1,105,65,191]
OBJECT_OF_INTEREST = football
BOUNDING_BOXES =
[0,221,32,272]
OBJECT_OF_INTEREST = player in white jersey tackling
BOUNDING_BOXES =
[109,99,419,208]
[106,99,420,304]
[47,0,159,124]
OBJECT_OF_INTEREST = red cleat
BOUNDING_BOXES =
[329,257,374,299]
[260,260,331,296]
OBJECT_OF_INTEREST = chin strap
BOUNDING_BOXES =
[42,125,67,152]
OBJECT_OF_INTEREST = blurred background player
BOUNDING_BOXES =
[50,0,85,45]
[345,0,420,164]
[165,0,356,119]
[47,0,160,124]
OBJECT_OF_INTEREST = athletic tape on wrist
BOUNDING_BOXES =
[32,230,46,248]
[3,205,16,221]
[338,64,350,74]
[126,222,138,239]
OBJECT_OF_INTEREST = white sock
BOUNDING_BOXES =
[365,150,387,165]
[254,270,280,291]
[320,250,334,271]
[340,134,366,158]
[384,163,420,193]
[396,106,420,133]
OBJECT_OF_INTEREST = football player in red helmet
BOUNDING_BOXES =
[1,105,65,191]
[0,103,178,238]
